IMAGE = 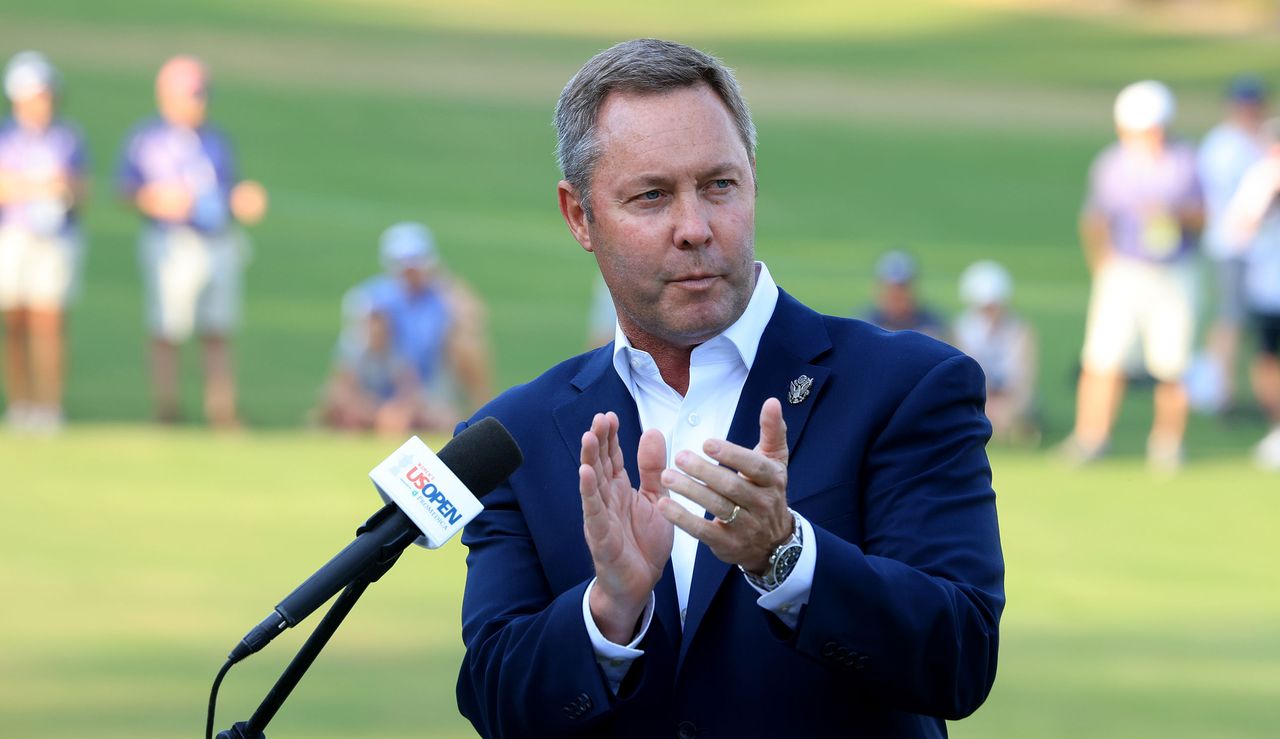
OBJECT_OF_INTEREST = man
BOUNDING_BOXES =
[1063,80,1203,471]
[117,55,267,427]
[455,40,1003,738]
[1220,117,1280,469]
[860,249,946,340]
[340,222,492,429]
[953,260,1038,444]
[0,51,87,434]
[1197,75,1268,414]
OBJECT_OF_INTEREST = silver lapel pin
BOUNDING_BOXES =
[788,374,814,405]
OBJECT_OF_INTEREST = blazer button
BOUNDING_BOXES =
[822,641,838,658]
[676,720,698,739]
[578,692,593,710]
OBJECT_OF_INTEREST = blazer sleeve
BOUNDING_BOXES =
[790,352,1005,719]
[455,474,613,738]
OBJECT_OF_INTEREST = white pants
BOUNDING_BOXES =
[139,225,248,342]
[1081,256,1196,383]
[0,226,83,310]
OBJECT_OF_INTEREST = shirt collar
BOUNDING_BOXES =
[611,261,780,381]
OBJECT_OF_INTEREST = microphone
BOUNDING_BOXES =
[227,417,522,665]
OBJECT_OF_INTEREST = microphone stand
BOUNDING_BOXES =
[215,537,404,738]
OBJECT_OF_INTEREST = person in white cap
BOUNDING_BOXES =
[325,222,493,432]
[1062,80,1204,471]
[0,51,89,435]
[953,261,1038,443]
[116,55,268,427]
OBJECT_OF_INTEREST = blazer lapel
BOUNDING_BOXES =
[553,345,643,485]
[678,291,832,671]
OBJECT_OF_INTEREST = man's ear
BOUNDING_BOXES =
[558,180,594,253]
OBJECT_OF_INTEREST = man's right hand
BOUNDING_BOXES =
[579,412,672,644]
[136,183,194,222]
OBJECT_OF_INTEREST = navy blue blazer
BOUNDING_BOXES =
[456,291,1005,738]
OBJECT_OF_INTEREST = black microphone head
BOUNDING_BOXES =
[436,417,523,498]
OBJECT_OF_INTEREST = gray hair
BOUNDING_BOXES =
[553,38,757,221]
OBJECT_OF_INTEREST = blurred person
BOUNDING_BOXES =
[1220,117,1280,470]
[587,273,616,348]
[347,222,492,426]
[1196,75,1268,413]
[954,260,1039,443]
[860,249,946,340]
[1064,80,1203,471]
[117,55,268,427]
[317,298,453,435]
[0,51,87,435]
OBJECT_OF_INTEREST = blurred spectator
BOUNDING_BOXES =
[0,52,87,435]
[317,299,451,435]
[1064,81,1203,471]
[1220,117,1280,470]
[1196,75,1268,414]
[117,55,268,427]
[954,260,1039,443]
[587,273,616,348]
[860,249,946,340]
[341,222,492,429]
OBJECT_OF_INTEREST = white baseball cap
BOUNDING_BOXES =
[959,260,1013,307]
[1114,80,1176,132]
[379,222,440,273]
[4,51,59,102]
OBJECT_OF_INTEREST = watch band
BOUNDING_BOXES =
[740,509,803,592]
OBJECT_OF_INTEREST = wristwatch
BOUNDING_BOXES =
[740,509,803,592]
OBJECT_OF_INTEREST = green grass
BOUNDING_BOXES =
[2,1,1280,736]
[1,429,1276,738]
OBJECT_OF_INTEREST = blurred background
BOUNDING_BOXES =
[1,0,1278,736]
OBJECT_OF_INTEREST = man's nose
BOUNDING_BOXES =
[671,191,713,249]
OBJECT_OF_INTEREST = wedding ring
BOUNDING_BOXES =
[719,504,741,524]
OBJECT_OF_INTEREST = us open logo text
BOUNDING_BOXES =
[404,463,463,526]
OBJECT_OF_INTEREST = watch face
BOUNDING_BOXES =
[773,544,802,582]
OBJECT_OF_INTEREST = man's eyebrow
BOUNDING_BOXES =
[619,163,746,190]
[697,162,746,180]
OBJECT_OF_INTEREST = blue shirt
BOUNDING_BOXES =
[359,276,454,385]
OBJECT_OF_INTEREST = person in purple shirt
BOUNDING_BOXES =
[0,51,88,435]
[117,55,267,427]
[1063,80,1204,471]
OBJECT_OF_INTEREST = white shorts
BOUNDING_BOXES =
[139,225,248,342]
[0,225,83,310]
[1081,257,1196,383]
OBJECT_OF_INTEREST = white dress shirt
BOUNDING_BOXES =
[580,262,819,692]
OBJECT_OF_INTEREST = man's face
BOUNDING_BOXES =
[12,90,54,131]
[561,83,757,350]
[158,86,208,129]
[878,282,917,320]
[1117,125,1164,155]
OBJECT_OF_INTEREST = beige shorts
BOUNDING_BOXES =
[0,226,83,310]
[139,225,248,342]
[1081,256,1196,383]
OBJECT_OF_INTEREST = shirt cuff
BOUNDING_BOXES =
[747,511,817,632]
[582,578,654,694]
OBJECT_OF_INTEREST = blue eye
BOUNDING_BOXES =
[642,190,661,200]
[713,179,731,190]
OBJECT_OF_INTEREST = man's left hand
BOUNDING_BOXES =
[658,397,793,574]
